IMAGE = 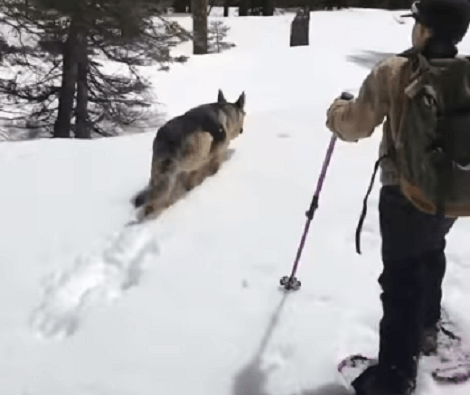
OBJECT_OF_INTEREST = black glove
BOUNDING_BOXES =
[340,91,354,101]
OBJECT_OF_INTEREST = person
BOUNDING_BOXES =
[325,0,470,394]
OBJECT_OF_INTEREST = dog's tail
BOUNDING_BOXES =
[132,186,151,208]
[132,156,176,210]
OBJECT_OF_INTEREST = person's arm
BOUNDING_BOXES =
[325,57,402,142]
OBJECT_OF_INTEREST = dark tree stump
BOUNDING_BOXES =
[290,7,310,47]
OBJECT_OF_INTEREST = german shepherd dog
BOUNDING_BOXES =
[133,89,246,219]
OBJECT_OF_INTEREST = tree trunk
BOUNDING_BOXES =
[192,0,208,54]
[224,0,229,16]
[75,29,89,139]
[388,0,411,9]
[262,0,274,15]
[290,7,309,46]
[53,19,80,138]
[174,0,189,12]
[238,0,249,16]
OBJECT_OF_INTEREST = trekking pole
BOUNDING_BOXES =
[280,92,354,291]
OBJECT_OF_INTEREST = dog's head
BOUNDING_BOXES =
[217,89,246,141]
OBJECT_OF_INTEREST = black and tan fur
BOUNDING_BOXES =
[133,89,246,218]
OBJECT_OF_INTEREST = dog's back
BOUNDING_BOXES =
[153,103,224,155]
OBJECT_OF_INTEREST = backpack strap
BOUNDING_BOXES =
[355,152,391,254]
[402,51,440,100]
[434,151,451,217]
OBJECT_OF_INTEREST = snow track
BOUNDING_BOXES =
[30,224,159,339]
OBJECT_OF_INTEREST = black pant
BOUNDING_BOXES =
[377,185,456,386]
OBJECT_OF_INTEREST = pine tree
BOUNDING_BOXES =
[0,0,190,138]
[207,20,235,53]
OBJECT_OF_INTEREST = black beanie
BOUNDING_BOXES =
[403,0,470,43]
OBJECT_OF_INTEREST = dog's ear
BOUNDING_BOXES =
[235,91,245,110]
[218,89,227,104]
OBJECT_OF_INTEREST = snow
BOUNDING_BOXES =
[2,7,470,395]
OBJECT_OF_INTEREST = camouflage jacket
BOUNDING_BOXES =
[326,55,414,186]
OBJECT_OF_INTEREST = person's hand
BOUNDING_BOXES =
[326,92,355,137]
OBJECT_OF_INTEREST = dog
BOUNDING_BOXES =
[133,89,246,219]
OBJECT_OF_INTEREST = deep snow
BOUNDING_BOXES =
[2,8,470,395]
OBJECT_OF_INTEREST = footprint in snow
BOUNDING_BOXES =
[29,224,159,340]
